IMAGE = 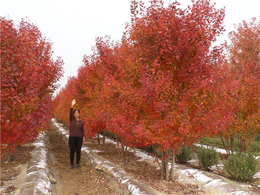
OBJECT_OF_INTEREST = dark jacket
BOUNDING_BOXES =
[69,108,85,137]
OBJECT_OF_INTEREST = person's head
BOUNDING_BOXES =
[73,109,80,120]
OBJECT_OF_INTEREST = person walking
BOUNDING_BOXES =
[69,99,85,169]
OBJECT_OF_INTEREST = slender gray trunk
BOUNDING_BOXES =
[102,132,106,145]
[171,152,175,181]
[230,137,234,154]
[97,134,100,145]
[121,143,125,157]
[116,137,120,155]
[161,151,165,180]
[165,149,169,181]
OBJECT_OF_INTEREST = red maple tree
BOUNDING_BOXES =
[123,0,225,180]
[53,0,226,180]
[1,18,63,158]
[217,18,260,153]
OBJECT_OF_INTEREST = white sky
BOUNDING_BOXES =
[1,0,259,95]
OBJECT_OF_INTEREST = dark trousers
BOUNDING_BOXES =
[69,136,83,165]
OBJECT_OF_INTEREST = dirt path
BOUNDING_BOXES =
[52,119,204,195]
[46,122,129,195]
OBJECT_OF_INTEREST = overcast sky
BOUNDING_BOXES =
[1,0,259,95]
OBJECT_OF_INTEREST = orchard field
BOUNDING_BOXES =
[1,0,260,194]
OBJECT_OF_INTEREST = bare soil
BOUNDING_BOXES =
[85,138,204,195]
[0,123,129,195]
[2,119,259,195]
[46,122,129,195]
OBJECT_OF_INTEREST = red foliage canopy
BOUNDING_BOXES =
[1,18,63,157]
[53,0,226,152]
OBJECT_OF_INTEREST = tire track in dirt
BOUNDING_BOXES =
[46,122,129,195]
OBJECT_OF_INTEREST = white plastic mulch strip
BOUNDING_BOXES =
[51,119,67,135]
[52,118,158,195]
[194,143,228,154]
[86,151,158,195]
[18,132,51,195]
[175,166,254,195]
[254,172,260,178]
[194,143,260,180]
[93,134,259,195]
[194,143,260,159]
[82,147,101,153]
[52,118,259,195]
[132,148,256,194]
[96,135,157,163]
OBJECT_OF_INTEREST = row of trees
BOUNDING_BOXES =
[53,0,260,180]
[1,18,63,158]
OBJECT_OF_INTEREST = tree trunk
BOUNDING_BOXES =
[240,139,246,153]
[7,154,13,162]
[116,137,121,155]
[122,144,124,152]
[171,152,175,181]
[161,151,165,180]
[220,133,230,155]
[102,133,106,145]
[230,137,234,154]
[165,149,170,181]
[121,143,125,157]
[97,134,100,145]
[85,131,89,143]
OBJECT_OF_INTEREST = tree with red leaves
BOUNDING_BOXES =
[125,0,225,180]
[217,18,260,153]
[1,18,63,158]
[52,76,78,124]
[53,0,226,181]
